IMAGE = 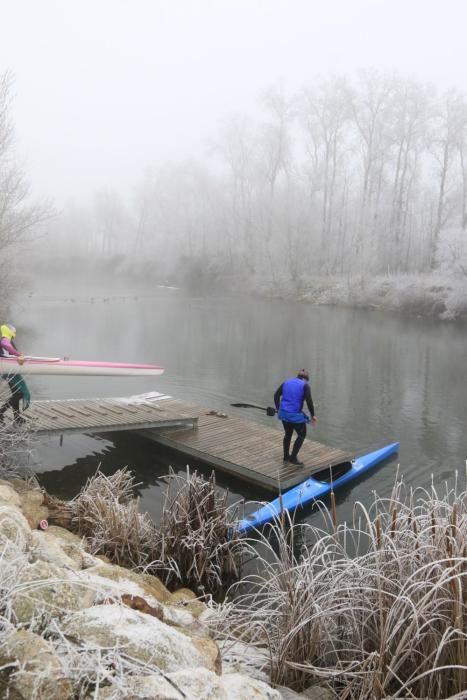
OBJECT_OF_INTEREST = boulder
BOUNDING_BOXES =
[169,587,208,618]
[0,535,26,565]
[169,667,282,699]
[43,525,84,546]
[117,593,164,620]
[85,563,171,603]
[140,572,173,603]
[83,668,282,699]
[62,603,218,673]
[81,551,106,568]
[0,484,22,507]
[84,674,183,699]
[37,526,86,569]
[18,489,48,529]
[0,505,32,549]
[95,553,112,564]
[191,636,222,675]
[0,629,72,700]
[31,531,83,570]
[58,541,84,569]
[220,671,282,699]
[10,560,95,623]
[170,587,197,602]
[1,479,49,529]
[8,478,40,497]
[77,567,210,636]
[163,604,197,629]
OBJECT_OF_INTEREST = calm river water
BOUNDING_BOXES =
[11,289,467,526]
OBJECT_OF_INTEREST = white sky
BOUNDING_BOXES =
[1,0,467,203]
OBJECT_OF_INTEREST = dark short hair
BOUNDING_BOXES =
[297,369,309,381]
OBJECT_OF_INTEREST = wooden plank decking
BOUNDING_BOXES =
[140,397,354,492]
[22,396,198,436]
[18,393,353,493]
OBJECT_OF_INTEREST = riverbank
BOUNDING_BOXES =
[262,273,467,321]
[1,456,466,698]
[18,262,467,322]
[0,475,306,699]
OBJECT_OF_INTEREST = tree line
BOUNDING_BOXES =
[0,72,49,289]
[6,70,467,287]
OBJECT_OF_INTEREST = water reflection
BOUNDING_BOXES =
[12,290,467,526]
[37,431,263,520]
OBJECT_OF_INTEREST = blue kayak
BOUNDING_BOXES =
[237,442,400,534]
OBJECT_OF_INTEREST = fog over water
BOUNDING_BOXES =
[2,2,467,523]
[12,291,466,525]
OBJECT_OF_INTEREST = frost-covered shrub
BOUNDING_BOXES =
[435,226,467,276]
[213,477,467,697]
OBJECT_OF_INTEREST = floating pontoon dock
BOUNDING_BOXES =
[24,394,353,493]
[25,396,197,435]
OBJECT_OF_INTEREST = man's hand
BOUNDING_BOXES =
[17,355,25,366]
[311,415,318,425]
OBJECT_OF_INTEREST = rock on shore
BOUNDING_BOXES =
[0,477,302,699]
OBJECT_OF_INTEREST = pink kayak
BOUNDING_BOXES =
[0,356,164,377]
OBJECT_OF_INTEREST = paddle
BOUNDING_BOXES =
[1,355,62,362]
[230,402,277,416]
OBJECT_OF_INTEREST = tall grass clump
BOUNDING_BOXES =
[45,468,157,569]
[0,407,34,480]
[149,468,244,595]
[48,467,244,595]
[214,475,467,698]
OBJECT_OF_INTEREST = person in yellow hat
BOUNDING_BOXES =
[0,324,30,424]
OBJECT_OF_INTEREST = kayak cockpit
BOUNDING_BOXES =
[311,460,354,483]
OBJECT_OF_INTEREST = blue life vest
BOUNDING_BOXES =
[280,377,306,413]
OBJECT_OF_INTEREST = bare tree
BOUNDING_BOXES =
[94,187,132,256]
[0,72,50,260]
[385,79,431,271]
[257,84,294,280]
[300,77,352,272]
[23,70,467,289]
[349,71,397,269]
[215,114,259,271]
[453,97,467,231]
[428,90,466,268]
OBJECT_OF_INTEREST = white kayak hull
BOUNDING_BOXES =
[0,356,164,377]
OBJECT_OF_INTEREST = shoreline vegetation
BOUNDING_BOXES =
[260,273,467,322]
[18,72,467,310]
[0,427,465,698]
[19,263,467,323]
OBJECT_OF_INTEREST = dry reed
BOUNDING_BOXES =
[0,410,35,480]
[146,468,244,595]
[50,467,244,595]
[213,474,467,698]
[62,468,157,569]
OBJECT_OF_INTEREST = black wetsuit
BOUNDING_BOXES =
[274,381,315,462]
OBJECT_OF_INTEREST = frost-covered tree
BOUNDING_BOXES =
[31,71,467,289]
[0,72,49,257]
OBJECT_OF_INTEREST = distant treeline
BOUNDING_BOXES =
[23,72,467,287]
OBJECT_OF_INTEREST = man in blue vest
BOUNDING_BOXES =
[274,369,317,466]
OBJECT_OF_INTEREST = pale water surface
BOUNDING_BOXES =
[10,289,467,526]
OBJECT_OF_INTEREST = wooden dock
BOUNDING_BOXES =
[137,397,354,492]
[23,395,197,436]
[22,393,353,493]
